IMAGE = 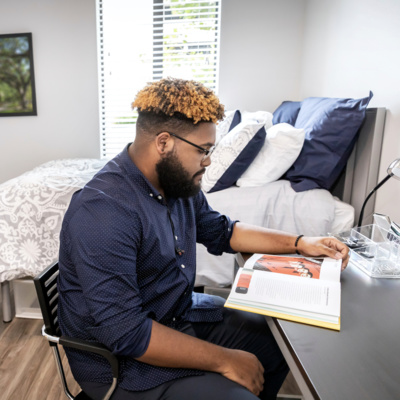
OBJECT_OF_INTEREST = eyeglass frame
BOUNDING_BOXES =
[158,131,216,162]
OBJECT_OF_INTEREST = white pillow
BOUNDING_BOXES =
[241,110,273,126]
[202,119,267,193]
[236,123,305,187]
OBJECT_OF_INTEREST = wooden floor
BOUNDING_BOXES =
[0,304,302,400]
[0,316,81,400]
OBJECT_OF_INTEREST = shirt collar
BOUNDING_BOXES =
[119,143,166,204]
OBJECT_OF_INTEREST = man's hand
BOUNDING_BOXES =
[137,321,265,395]
[217,348,264,396]
[297,236,350,270]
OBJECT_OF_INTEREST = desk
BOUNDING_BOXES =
[236,253,400,400]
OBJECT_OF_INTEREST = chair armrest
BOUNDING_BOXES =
[60,336,119,379]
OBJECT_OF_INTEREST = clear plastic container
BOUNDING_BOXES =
[332,224,400,278]
[330,227,374,250]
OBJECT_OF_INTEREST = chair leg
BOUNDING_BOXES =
[103,377,117,400]
[2,281,13,322]
[51,344,75,400]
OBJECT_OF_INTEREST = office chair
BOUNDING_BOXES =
[34,262,119,400]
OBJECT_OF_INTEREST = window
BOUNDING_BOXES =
[97,0,221,158]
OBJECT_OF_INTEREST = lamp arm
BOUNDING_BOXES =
[357,174,392,227]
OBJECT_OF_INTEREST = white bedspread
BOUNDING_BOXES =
[0,159,107,282]
[196,181,354,287]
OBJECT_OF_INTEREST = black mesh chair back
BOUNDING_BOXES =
[34,262,118,400]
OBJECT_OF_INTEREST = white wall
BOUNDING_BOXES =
[300,0,400,222]
[1,0,399,222]
[0,0,99,184]
[219,0,305,111]
[0,0,306,182]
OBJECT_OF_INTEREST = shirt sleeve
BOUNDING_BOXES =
[63,194,152,359]
[194,190,237,255]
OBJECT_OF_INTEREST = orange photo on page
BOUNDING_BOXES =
[253,255,321,279]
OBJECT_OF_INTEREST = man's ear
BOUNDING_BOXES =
[155,132,172,155]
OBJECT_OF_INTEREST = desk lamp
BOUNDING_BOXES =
[357,158,400,227]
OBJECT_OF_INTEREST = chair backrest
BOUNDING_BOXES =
[34,261,119,400]
[34,262,61,336]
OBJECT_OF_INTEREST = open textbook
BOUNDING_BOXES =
[225,254,342,330]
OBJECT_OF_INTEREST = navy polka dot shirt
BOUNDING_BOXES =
[58,144,237,392]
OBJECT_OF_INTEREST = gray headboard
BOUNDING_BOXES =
[331,107,386,225]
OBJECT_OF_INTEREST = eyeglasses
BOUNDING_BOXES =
[165,132,216,162]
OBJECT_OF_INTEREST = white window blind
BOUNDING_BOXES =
[97,0,221,158]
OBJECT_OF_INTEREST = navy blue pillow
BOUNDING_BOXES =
[272,101,302,125]
[285,91,373,192]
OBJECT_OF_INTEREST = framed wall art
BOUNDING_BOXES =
[0,32,37,116]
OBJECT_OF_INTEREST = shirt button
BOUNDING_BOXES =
[157,195,162,200]
[181,264,185,269]
[172,317,176,321]
[149,193,153,197]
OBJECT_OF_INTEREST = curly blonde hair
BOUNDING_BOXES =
[132,78,225,124]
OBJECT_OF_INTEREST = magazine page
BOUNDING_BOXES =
[229,267,340,318]
[244,254,341,283]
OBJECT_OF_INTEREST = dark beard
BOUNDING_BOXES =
[156,150,204,199]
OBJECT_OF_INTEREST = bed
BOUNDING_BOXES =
[196,105,386,287]
[0,99,386,322]
[0,159,108,321]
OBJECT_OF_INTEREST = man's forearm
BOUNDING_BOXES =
[229,222,350,267]
[136,320,226,371]
[229,222,298,255]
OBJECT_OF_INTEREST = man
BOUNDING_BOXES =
[58,78,349,400]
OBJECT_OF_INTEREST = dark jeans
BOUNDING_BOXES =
[80,296,289,400]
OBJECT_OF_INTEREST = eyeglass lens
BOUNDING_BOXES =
[202,146,215,162]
